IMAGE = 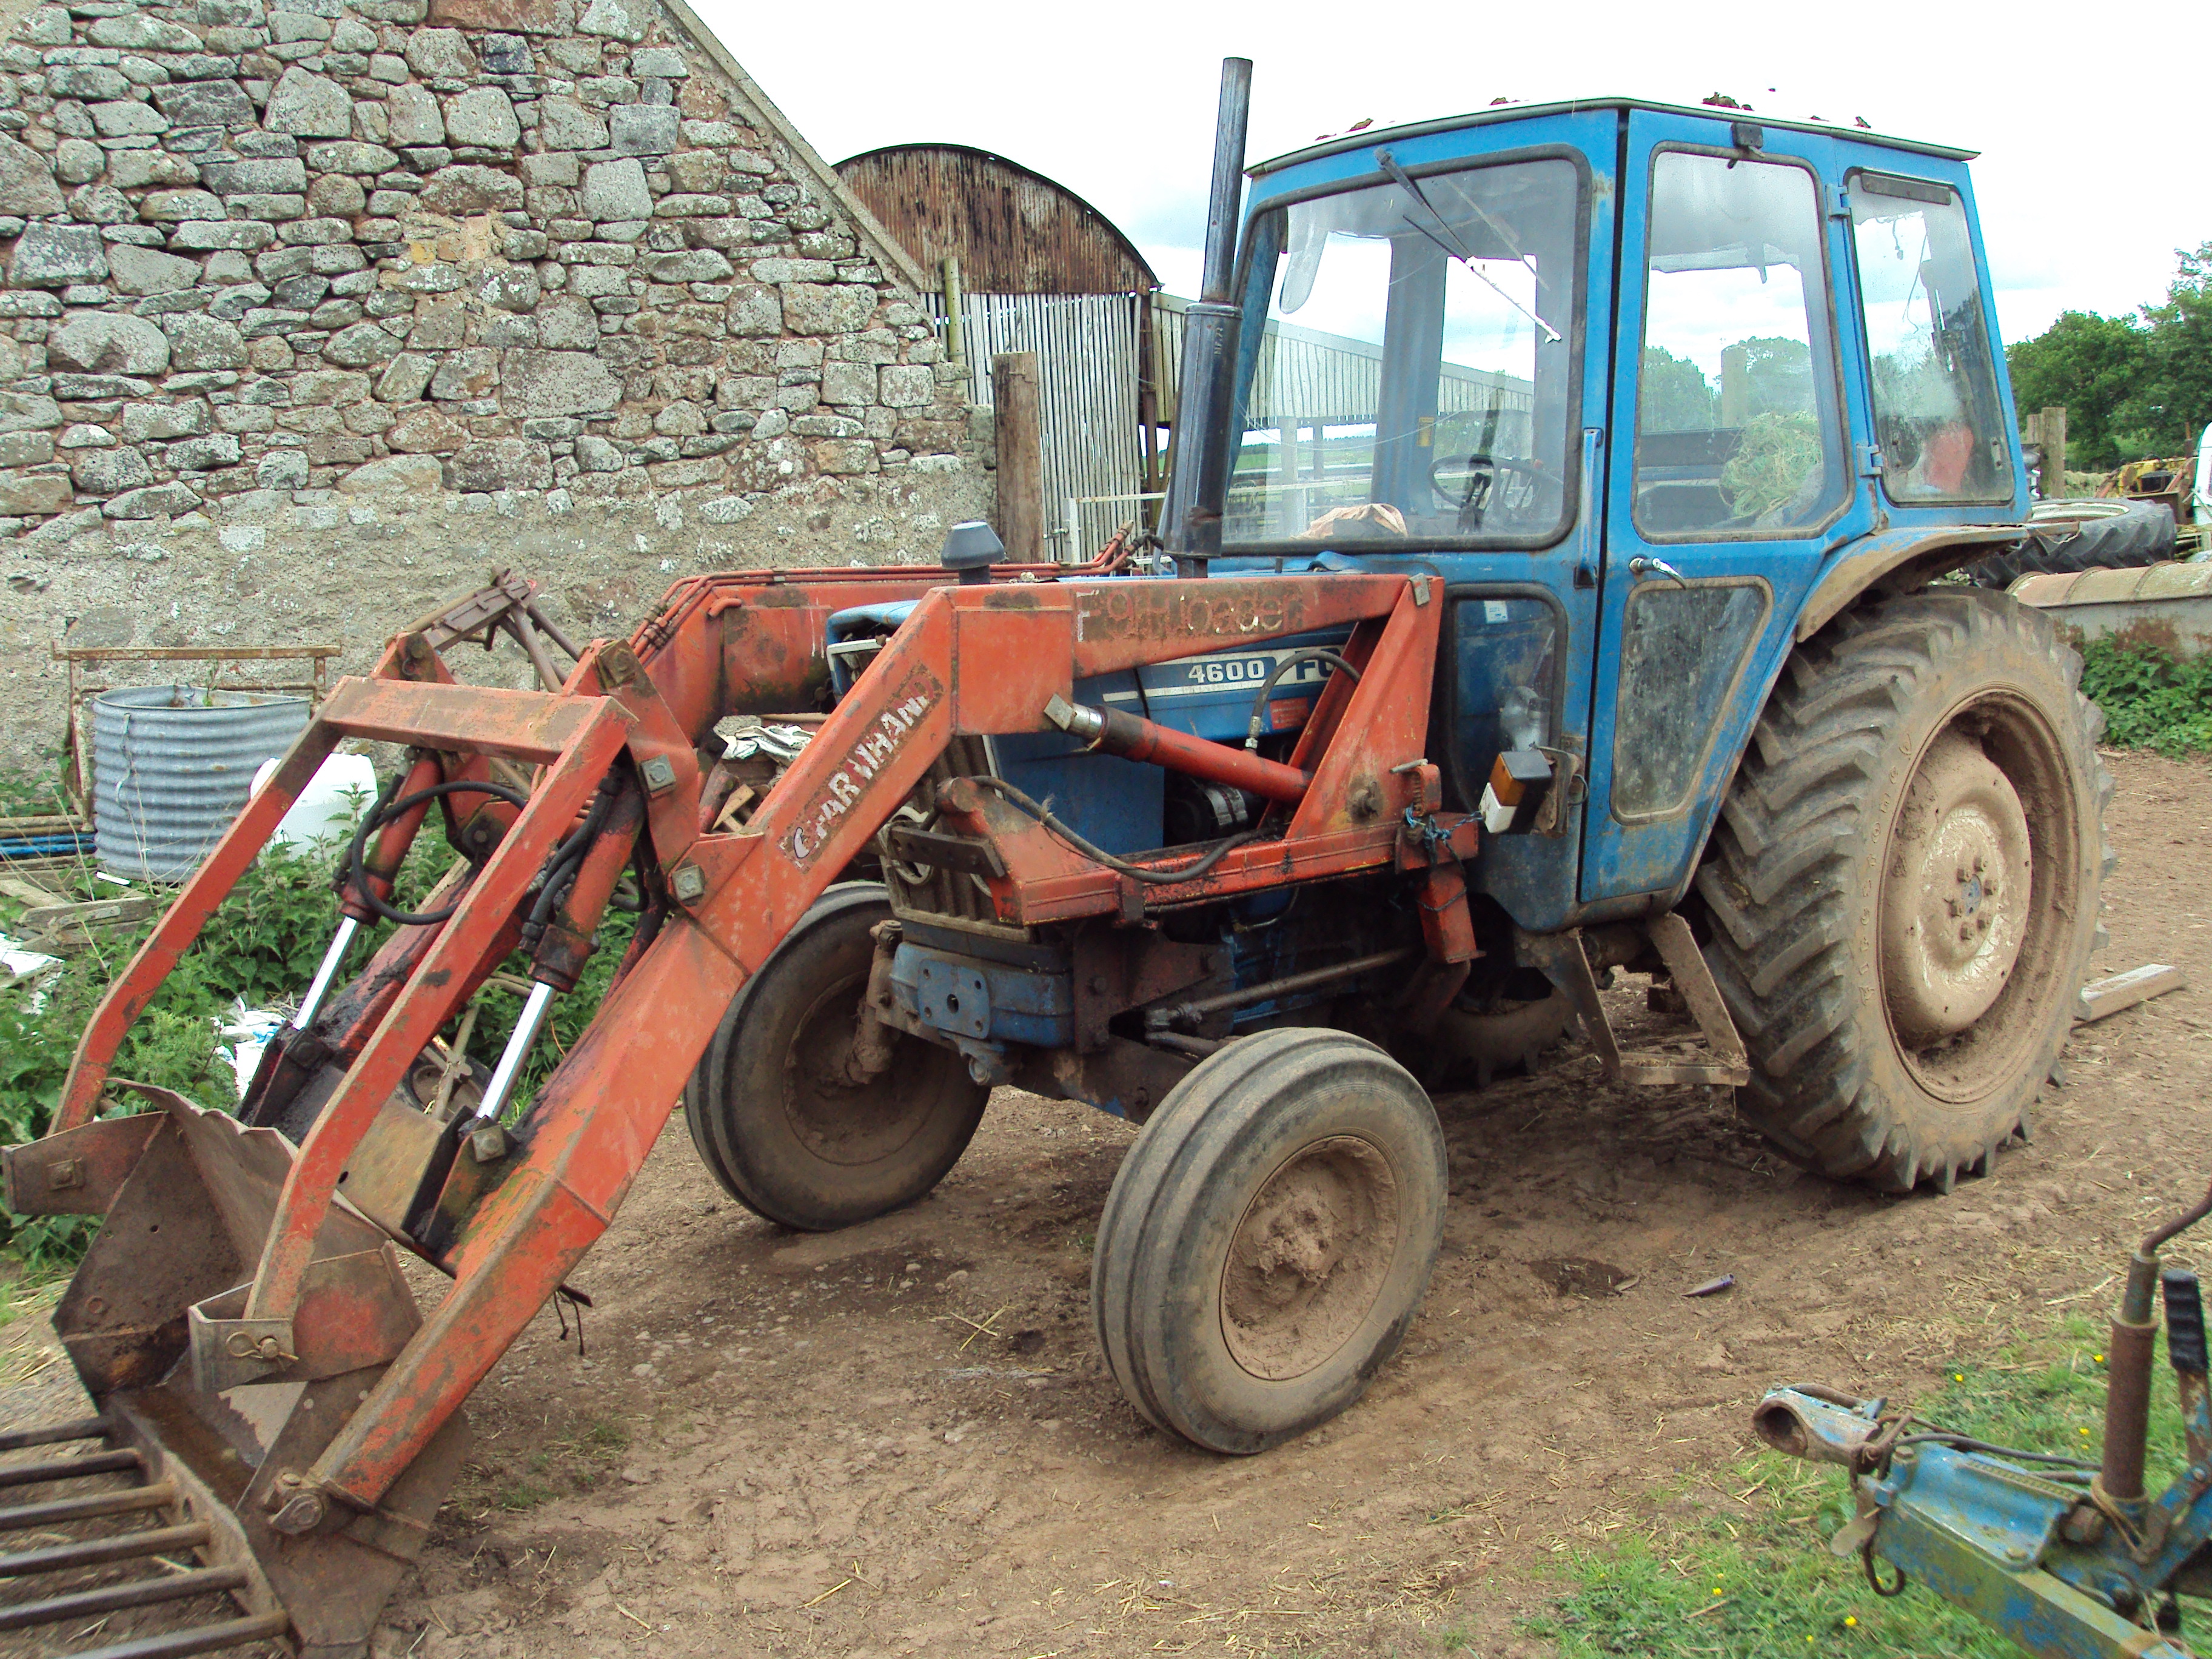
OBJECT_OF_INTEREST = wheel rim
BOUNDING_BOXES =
[779,971,939,1166]
[1219,1134,1399,1381]
[1877,695,2081,1104]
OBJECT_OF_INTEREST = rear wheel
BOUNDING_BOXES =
[684,883,988,1230]
[1091,1028,1447,1453]
[1968,497,2176,588]
[1696,591,2108,1190]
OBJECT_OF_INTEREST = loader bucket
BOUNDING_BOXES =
[1,1085,465,1659]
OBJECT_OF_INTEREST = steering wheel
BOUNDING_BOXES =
[1432,453,1552,532]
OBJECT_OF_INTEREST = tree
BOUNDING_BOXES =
[1640,346,1715,431]
[2005,309,2148,471]
[2119,240,2212,460]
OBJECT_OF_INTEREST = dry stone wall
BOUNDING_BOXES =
[0,0,991,771]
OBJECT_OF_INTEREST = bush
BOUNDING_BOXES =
[2077,637,2212,758]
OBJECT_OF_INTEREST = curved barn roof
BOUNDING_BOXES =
[835,144,1159,296]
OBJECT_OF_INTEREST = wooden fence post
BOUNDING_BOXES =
[992,350,1043,563]
[940,255,965,367]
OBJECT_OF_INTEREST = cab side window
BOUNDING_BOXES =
[1848,173,2014,504]
[1633,152,1846,538]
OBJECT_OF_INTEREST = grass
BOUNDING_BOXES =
[1523,1313,2187,1658]
[2077,637,2212,758]
[476,1415,631,1513]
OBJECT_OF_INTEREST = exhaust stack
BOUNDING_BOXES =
[1159,57,1253,574]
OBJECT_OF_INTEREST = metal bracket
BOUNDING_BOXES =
[1514,913,1749,1087]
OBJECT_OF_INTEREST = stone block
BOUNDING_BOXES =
[385,403,467,451]
[443,85,518,147]
[0,431,55,466]
[268,11,333,42]
[749,258,836,284]
[50,313,173,379]
[305,172,365,215]
[138,187,226,221]
[263,66,352,137]
[418,164,521,214]
[819,361,875,406]
[781,282,873,337]
[8,220,107,287]
[373,350,435,401]
[572,433,622,471]
[255,449,309,489]
[280,215,352,244]
[337,451,442,494]
[0,469,71,512]
[535,95,605,150]
[499,346,622,415]
[654,193,728,218]
[565,264,629,298]
[73,443,155,491]
[164,432,241,469]
[106,480,204,517]
[407,303,466,347]
[427,346,498,399]
[579,156,649,221]
[479,32,531,73]
[0,391,62,433]
[535,293,597,349]
[109,150,201,190]
[725,283,779,337]
[519,151,578,187]
[577,0,649,41]
[55,138,105,186]
[91,16,202,50]
[50,65,131,99]
[878,363,933,409]
[321,321,405,367]
[227,193,306,221]
[369,52,408,82]
[104,242,199,296]
[304,140,398,175]
[404,27,476,79]
[427,0,564,29]
[163,313,248,370]
[292,368,370,404]
[202,157,307,195]
[607,102,676,156]
[383,83,444,147]
[151,78,257,129]
[121,398,212,441]
[629,45,687,78]
[15,7,70,46]
[167,219,276,250]
[447,435,549,490]
[639,247,731,283]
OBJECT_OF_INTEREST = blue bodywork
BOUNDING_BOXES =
[1760,1385,2204,1657]
[1216,100,2026,934]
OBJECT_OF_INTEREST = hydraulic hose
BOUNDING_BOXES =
[346,776,529,927]
[964,774,1262,885]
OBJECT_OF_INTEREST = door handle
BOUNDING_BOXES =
[1628,556,1687,586]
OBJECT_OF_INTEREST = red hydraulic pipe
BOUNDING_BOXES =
[1043,694,1310,804]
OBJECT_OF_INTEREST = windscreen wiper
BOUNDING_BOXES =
[1376,149,1562,344]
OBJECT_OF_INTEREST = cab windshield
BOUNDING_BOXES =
[1225,155,1581,549]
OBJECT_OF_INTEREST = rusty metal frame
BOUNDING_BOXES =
[55,642,341,811]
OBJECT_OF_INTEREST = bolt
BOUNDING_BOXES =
[1977,916,1991,934]
[1960,923,1974,942]
[1974,854,1986,874]
[1945,897,1961,917]
[468,1124,511,1164]
[270,1491,325,1537]
[1956,864,1971,882]
[2005,1545,2031,1566]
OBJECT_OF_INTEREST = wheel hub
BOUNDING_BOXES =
[1221,1135,1398,1381]
[1881,731,2033,1045]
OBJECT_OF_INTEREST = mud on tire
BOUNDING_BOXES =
[1695,590,2109,1191]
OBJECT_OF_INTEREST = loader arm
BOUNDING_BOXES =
[5,559,1452,1655]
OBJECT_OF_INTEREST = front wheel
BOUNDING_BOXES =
[683,884,988,1230]
[1091,1029,1447,1453]
[1696,591,2108,1190]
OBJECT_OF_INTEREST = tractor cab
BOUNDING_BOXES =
[1211,101,2026,930]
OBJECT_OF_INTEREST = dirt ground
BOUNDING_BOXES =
[7,748,2212,1658]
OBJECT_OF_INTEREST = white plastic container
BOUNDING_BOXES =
[249,752,378,854]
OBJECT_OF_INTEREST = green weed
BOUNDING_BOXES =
[2077,637,2212,759]
[1527,1315,2186,1658]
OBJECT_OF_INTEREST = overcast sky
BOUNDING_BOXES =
[694,0,2207,347]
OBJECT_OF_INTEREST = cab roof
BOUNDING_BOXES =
[1249,96,1979,178]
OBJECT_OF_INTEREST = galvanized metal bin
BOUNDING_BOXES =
[92,686,309,882]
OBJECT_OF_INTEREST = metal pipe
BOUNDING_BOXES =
[0,1415,107,1455]
[2143,1175,2212,1255]
[0,1521,209,1580]
[1149,947,1419,1030]
[2102,1252,2162,1503]
[471,980,555,1128]
[0,1478,174,1533]
[1160,58,1252,571]
[1044,694,1309,804]
[0,1447,138,1489]
[0,1566,248,1634]
[289,916,358,1031]
[72,1610,292,1659]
